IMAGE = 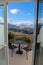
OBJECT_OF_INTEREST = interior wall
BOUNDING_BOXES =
[0,0,38,5]
[0,0,43,5]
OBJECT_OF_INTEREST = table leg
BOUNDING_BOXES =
[16,44,23,54]
[19,44,21,53]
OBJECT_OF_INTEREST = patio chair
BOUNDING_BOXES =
[8,42,17,57]
[23,45,32,60]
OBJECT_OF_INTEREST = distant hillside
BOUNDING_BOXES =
[8,22,43,34]
[8,23,43,34]
[8,23,34,34]
[8,23,17,29]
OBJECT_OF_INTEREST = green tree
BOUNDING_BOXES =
[22,37,31,44]
[8,32,15,45]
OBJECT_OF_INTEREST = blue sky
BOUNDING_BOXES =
[38,3,43,18]
[0,6,4,23]
[0,6,4,17]
[8,2,34,26]
[38,2,43,24]
[0,2,43,25]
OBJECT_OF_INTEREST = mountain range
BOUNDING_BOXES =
[8,23,43,34]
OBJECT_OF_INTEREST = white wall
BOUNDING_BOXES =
[0,0,38,4]
[0,25,4,45]
[40,26,43,47]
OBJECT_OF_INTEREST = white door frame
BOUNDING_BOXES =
[0,0,38,65]
[4,3,9,65]
[32,1,39,65]
[0,3,9,65]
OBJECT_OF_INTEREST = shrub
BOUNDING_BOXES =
[8,32,15,44]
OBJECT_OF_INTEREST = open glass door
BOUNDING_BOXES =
[0,5,8,65]
[33,1,43,65]
[37,1,43,65]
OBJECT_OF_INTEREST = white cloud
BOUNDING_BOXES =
[10,9,22,14]
[28,13,31,15]
[0,9,2,11]
[38,18,43,24]
[7,18,15,25]
[0,16,4,23]
[7,18,34,26]
[15,21,34,26]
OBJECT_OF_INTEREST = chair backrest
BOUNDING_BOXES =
[8,41,12,49]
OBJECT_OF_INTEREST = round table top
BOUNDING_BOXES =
[14,40,26,44]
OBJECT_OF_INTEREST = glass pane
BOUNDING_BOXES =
[0,46,8,65]
[37,2,43,65]
[8,2,35,65]
[0,6,4,45]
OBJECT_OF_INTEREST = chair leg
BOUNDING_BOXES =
[11,49,14,57]
[26,51,28,60]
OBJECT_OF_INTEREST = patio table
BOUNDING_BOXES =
[14,40,26,54]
